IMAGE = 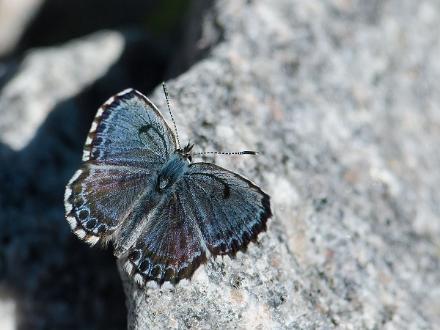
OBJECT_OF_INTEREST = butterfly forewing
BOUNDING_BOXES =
[182,163,271,256]
[65,89,176,244]
[83,89,176,166]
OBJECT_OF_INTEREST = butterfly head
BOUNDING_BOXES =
[177,142,194,162]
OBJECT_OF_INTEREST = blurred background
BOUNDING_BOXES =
[0,0,215,328]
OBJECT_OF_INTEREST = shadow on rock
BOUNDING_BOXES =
[0,96,126,329]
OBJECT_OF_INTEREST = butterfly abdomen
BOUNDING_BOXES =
[155,153,189,193]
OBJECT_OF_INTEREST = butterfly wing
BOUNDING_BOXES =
[123,190,207,285]
[124,162,271,285]
[65,164,154,245]
[183,162,271,256]
[82,89,176,166]
[65,89,176,244]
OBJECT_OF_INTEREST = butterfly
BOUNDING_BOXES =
[64,84,272,286]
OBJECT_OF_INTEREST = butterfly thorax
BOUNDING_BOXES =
[156,151,190,193]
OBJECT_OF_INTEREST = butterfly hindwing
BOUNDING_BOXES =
[124,191,207,285]
[65,164,154,243]
[65,89,176,244]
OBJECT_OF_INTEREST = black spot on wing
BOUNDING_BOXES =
[138,124,168,152]
[188,172,231,200]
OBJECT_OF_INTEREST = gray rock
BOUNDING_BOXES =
[0,30,124,150]
[119,0,440,329]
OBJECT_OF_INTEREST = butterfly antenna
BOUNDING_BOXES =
[162,82,181,149]
[192,150,259,156]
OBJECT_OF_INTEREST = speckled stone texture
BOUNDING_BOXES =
[1,0,439,329]
[119,0,440,329]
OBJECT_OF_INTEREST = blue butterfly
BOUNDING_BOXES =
[64,85,271,285]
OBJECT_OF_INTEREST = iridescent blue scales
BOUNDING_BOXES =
[64,88,272,286]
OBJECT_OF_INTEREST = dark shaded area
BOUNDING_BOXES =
[16,0,185,53]
[0,0,218,329]
[0,96,127,328]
